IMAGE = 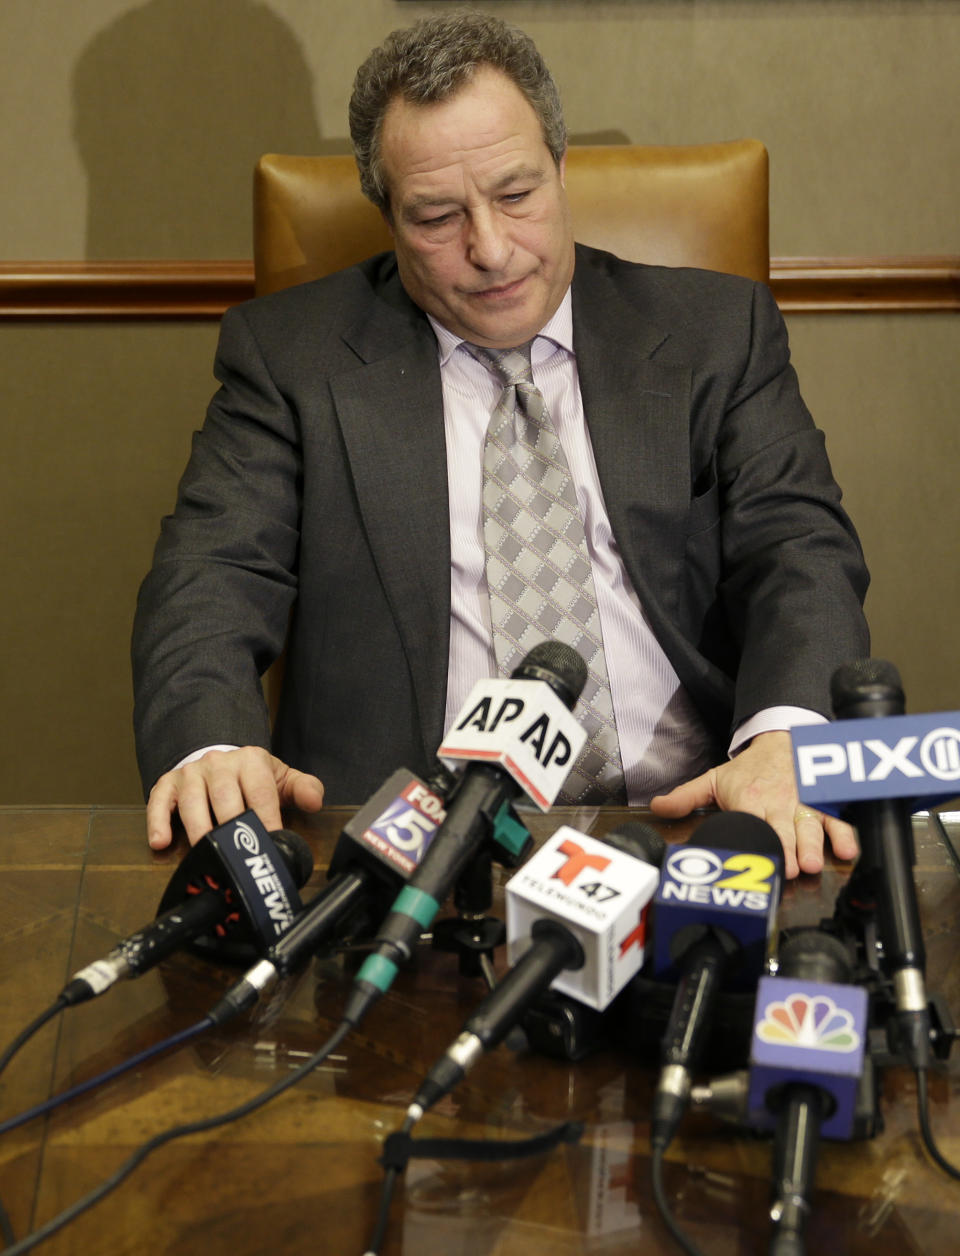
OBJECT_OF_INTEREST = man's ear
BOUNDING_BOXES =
[559,148,567,189]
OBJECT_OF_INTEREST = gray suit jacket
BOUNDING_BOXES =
[132,244,869,801]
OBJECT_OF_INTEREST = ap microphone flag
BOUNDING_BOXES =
[438,674,588,810]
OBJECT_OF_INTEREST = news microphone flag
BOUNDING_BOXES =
[791,711,960,813]
[328,769,447,882]
[651,833,781,990]
[747,971,868,1140]
[65,813,312,1003]
[505,827,660,1010]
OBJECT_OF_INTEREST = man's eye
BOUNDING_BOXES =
[503,191,530,205]
[420,212,454,228]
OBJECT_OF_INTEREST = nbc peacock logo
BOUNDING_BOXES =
[756,992,861,1053]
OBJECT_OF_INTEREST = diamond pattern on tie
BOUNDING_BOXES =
[462,340,626,804]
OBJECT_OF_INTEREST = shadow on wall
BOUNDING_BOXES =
[72,0,348,258]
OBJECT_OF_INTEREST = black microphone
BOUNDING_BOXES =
[753,929,869,1256]
[831,659,931,1069]
[407,823,666,1119]
[206,768,453,1024]
[61,812,312,1005]
[343,640,588,1029]
[649,811,784,1151]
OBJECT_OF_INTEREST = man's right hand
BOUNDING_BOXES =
[145,746,325,850]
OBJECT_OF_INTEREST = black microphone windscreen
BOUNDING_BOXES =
[511,640,587,708]
[693,811,783,862]
[778,928,854,986]
[831,658,905,719]
[270,829,314,887]
[604,821,667,868]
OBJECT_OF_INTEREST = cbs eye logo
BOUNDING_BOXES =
[665,846,777,895]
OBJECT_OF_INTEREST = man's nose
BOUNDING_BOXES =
[466,208,511,271]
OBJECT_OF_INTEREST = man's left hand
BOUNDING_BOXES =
[649,729,859,879]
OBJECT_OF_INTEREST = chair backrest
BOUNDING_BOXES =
[253,139,769,297]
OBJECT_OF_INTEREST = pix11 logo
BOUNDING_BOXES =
[756,992,860,1053]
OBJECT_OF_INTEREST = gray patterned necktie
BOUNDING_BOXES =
[463,340,626,805]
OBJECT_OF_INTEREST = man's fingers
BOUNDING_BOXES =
[279,765,325,813]
[823,813,860,862]
[792,806,826,877]
[205,761,249,829]
[172,764,219,845]
[146,777,178,850]
[142,747,328,851]
[210,747,281,833]
[650,771,716,817]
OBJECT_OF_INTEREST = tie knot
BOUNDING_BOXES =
[462,340,534,388]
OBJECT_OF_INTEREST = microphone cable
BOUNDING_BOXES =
[0,1017,353,1255]
[0,1018,212,1139]
[915,1066,960,1181]
[0,997,71,1084]
[362,1112,583,1256]
[364,1110,417,1256]
[649,1144,706,1256]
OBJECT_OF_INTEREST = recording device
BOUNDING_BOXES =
[343,640,588,1029]
[649,811,784,1150]
[207,768,452,1024]
[750,929,868,1256]
[407,823,665,1119]
[793,659,934,1069]
[60,812,312,1005]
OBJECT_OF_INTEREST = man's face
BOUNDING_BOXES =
[379,65,575,349]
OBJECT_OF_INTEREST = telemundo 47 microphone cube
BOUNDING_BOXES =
[505,827,660,1010]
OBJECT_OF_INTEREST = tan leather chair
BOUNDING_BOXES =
[253,140,769,297]
[254,141,769,716]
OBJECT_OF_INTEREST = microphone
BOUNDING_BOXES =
[207,768,452,1023]
[804,659,932,1068]
[61,812,313,1005]
[343,640,588,1029]
[649,811,784,1151]
[407,823,665,1119]
[748,929,868,1256]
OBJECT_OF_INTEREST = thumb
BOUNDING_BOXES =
[650,770,717,818]
[276,764,325,813]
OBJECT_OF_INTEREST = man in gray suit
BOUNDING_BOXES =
[133,13,869,878]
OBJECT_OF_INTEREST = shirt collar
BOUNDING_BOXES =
[428,287,574,366]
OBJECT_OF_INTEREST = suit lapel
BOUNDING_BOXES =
[572,252,693,627]
[329,284,451,760]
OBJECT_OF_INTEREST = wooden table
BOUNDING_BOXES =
[0,805,958,1254]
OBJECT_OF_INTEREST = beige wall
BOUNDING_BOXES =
[1,1,958,803]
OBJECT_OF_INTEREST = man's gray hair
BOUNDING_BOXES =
[349,11,567,215]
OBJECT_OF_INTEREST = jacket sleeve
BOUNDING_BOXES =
[710,279,871,728]
[131,303,302,794]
